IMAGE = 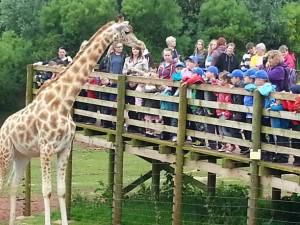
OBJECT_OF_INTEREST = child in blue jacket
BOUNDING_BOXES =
[246,70,289,162]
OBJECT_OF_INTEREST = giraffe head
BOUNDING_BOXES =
[112,20,145,50]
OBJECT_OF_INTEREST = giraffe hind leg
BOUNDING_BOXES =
[9,153,30,225]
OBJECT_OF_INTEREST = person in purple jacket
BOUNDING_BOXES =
[266,50,287,92]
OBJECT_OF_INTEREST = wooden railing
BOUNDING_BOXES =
[29,65,300,172]
[27,64,300,225]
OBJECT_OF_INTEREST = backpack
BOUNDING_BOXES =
[283,67,298,91]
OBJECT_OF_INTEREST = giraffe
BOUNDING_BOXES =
[0,19,144,225]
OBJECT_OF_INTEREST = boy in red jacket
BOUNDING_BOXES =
[282,85,300,166]
[215,72,234,152]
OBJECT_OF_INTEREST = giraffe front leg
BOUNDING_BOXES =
[57,148,71,225]
[40,152,52,225]
[9,154,30,225]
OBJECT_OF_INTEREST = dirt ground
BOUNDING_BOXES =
[0,195,59,221]
[0,140,98,222]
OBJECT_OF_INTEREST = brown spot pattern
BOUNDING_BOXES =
[39,111,49,121]
[50,98,60,110]
[71,65,80,73]
[79,57,87,65]
[44,92,55,103]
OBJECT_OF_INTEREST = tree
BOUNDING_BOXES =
[196,0,259,53]
[278,2,300,54]
[244,0,293,49]
[121,0,185,60]
[0,0,48,38]
[0,31,32,109]
[37,0,118,57]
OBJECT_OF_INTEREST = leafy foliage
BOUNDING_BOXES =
[0,0,299,113]
[197,0,258,51]
[37,0,118,56]
[278,2,300,53]
[0,0,46,38]
[0,31,32,109]
[122,0,184,59]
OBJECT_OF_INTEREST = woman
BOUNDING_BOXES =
[122,47,149,133]
[205,39,217,68]
[123,47,149,75]
[267,50,286,92]
[250,43,267,69]
[279,45,296,69]
[193,39,207,68]
[211,37,227,66]
[99,42,126,74]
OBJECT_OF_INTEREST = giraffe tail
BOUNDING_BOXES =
[0,146,14,193]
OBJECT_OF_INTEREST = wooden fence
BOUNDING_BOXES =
[24,64,300,225]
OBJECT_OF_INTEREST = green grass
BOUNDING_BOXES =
[3,144,297,225]
[23,144,151,195]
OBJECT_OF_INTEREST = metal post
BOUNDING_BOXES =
[172,83,187,225]
[247,90,263,225]
[23,64,34,216]
[112,75,126,225]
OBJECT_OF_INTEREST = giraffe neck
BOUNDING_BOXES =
[37,23,116,115]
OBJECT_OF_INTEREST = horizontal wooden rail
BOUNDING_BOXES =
[33,64,64,73]
[126,75,180,87]
[126,90,179,103]
[125,105,178,118]
[186,129,251,148]
[82,84,117,94]
[187,114,253,131]
[262,143,300,157]
[125,118,178,133]
[188,99,253,113]
[74,109,116,122]
[188,99,300,121]
[76,96,118,108]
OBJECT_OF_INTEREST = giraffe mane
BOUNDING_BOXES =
[36,20,115,96]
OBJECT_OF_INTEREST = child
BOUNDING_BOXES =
[229,69,247,154]
[240,42,255,71]
[203,66,220,150]
[183,67,206,146]
[249,70,278,161]
[86,76,100,124]
[144,73,161,137]
[269,99,290,163]
[242,68,257,155]
[215,72,234,152]
[157,48,176,80]
[282,85,300,166]
[99,76,115,129]
[160,62,185,141]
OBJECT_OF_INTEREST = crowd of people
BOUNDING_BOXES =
[35,36,299,165]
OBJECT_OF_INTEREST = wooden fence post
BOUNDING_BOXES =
[172,83,187,225]
[247,90,263,225]
[112,75,126,225]
[23,64,34,216]
[151,159,161,201]
[108,149,115,194]
[207,158,217,196]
